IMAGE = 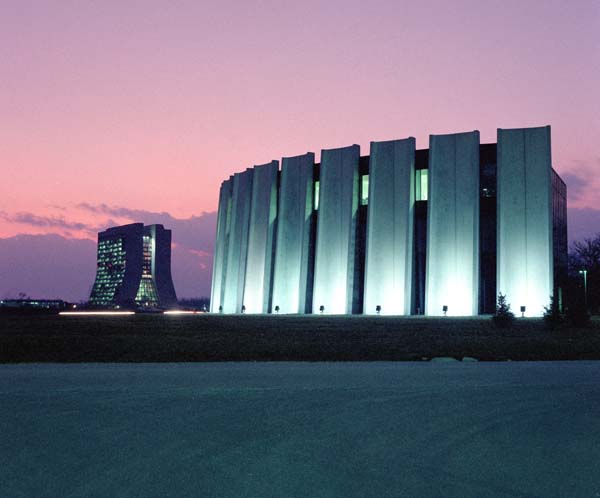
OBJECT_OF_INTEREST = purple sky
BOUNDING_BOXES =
[1,0,599,300]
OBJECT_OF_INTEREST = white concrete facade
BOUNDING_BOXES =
[497,126,553,317]
[209,178,232,312]
[271,153,315,314]
[222,169,253,313]
[312,145,360,314]
[364,138,415,315]
[426,131,480,316]
[243,161,279,314]
[210,126,563,317]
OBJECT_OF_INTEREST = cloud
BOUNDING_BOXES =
[0,234,97,301]
[562,157,600,207]
[0,211,94,233]
[568,207,600,245]
[561,172,586,202]
[0,232,213,301]
[76,203,217,253]
[0,204,218,300]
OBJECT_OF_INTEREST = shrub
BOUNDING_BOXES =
[492,293,515,328]
[567,300,591,328]
[543,295,563,328]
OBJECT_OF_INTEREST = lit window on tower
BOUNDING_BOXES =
[360,175,369,205]
[415,169,428,201]
[135,235,159,306]
[89,238,127,306]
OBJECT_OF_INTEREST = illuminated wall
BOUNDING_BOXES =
[497,126,553,316]
[243,161,279,313]
[364,138,415,315]
[222,169,254,313]
[211,127,564,317]
[209,178,232,312]
[426,131,480,316]
[271,153,315,313]
[312,145,360,314]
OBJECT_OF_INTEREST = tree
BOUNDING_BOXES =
[492,293,515,328]
[569,232,600,314]
[543,295,563,328]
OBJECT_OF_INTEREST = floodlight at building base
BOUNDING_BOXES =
[164,310,202,315]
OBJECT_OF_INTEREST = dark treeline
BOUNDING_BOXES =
[566,232,600,314]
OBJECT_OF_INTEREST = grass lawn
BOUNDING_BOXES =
[1,312,599,362]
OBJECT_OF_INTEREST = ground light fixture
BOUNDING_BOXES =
[442,305,448,316]
[520,306,526,317]
[376,305,381,314]
[274,305,280,314]
[319,305,325,314]
[163,310,202,315]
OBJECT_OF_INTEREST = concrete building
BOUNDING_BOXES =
[89,223,177,308]
[210,125,567,317]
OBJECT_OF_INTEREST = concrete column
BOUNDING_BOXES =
[426,131,480,316]
[243,161,279,313]
[271,153,315,314]
[312,145,360,314]
[222,169,253,313]
[210,178,233,312]
[364,138,415,315]
[497,126,553,316]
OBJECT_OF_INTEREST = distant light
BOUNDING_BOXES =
[163,310,200,315]
[59,311,135,316]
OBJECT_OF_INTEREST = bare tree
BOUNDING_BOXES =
[569,233,600,314]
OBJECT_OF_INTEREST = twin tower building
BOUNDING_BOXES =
[210,125,567,317]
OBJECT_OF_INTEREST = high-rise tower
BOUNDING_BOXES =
[89,223,177,308]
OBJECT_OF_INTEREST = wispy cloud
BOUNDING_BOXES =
[561,172,586,202]
[563,157,600,207]
[568,207,600,244]
[0,211,93,232]
[76,203,217,252]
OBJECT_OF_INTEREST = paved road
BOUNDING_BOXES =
[2,362,599,497]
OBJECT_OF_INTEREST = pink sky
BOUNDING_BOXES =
[1,0,599,299]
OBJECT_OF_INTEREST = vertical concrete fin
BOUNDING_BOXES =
[497,125,553,316]
[271,153,315,313]
[222,169,254,313]
[243,161,280,313]
[210,178,233,312]
[364,137,415,315]
[426,131,480,316]
[312,144,360,314]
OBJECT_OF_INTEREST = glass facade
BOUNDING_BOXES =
[135,235,159,306]
[89,238,126,306]
[552,169,568,307]
[88,223,177,309]
[415,169,428,201]
[360,175,369,205]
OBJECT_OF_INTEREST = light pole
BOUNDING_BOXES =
[579,269,588,310]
